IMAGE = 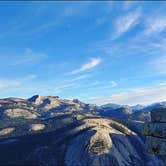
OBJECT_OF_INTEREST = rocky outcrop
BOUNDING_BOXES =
[5,108,38,119]
[0,127,15,136]
[30,124,45,131]
[143,108,166,165]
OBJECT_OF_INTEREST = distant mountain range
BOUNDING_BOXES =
[101,101,166,112]
[0,95,164,166]
[99,102,166,122]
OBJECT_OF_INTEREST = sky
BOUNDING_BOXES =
[0,1,166,106]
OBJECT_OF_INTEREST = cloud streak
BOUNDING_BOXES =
[69,57,101,75]
[144,15,166,35]
[53,74,90,94]
[89,82,166,105]
[0,80,20,89]
[113,8,141,39]
[110,81,118,88]
[151,54,166,74]
[11,48,47,66]
[0,74,37,90]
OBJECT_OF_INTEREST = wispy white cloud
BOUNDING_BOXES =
[0,74,37,90]
[110,81,118,88]
[0,2,92,39]
[113,8,141,39]
[11,48,47,66]
[95,17,107,26]
[95,14,166,77]
[53,82,77,94]
[69,74,89,82]
[62,2,92,17]
[29,4,91,35]
[102,2,113,14]
[144,15,166,35]
[69,57,102,75]
[53,74,90,93]
[89,82,166,105]
[0,80,21,89]
[93,81,118,90]
[123,1,138,11]
[151,54,166,74]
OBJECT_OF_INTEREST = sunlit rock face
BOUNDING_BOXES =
[88,130,112,155]
[0,127,15,136]
[143,108,166,165]
[64,117,162,166]
[27,95,99,115]
[5,109,37,119]
[28,95,61,109]
[30,124,45,131]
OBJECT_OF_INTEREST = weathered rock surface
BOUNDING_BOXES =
[0,127,15,136]
[5,108,38,119]
[31,124,45,131]
[143,108,166,165]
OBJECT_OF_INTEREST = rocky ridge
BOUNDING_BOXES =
[0,95,163,165]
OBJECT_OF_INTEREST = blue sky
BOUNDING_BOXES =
[0,1,166,105]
